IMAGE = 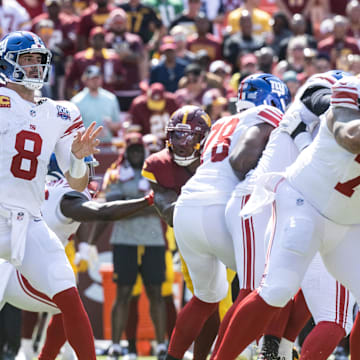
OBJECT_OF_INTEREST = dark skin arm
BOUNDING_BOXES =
[60,193,151,222]
[150,182,178,227]
[229,123,274,181]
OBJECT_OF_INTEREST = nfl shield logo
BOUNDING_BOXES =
[17,212,24,221]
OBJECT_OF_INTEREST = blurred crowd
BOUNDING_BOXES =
[3,0,360,148]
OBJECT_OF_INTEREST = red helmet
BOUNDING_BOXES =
[166,105,211,166]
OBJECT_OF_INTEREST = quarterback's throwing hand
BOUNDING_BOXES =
[71,122,103,159]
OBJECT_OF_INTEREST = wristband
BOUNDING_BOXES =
[145,191,154,206]
[294,132,312,152]
[69,152,87,178]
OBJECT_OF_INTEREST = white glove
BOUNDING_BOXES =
[279,111,304,136]
[75,242,99,269]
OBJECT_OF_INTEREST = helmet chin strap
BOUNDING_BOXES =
[173,152,198,167]
[23,81,44,90]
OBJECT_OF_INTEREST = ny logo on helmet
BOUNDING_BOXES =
[269,79,287,97]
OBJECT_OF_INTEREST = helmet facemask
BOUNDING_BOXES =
[167,123,205,166]
[3,48,52,90]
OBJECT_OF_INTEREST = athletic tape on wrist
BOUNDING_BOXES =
[69,152,87,178]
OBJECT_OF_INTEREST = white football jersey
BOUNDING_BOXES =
[42,179,91,245]
[0,88,84,216]
[177,105,283,206]
[287,117,360,225]
[0,0,31,35]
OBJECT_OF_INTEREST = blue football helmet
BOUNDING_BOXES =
[325,70,351,81]
[0,31,52,90]
[236,73,291,113]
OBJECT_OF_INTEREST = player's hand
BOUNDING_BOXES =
[279,111,305,136]
[71,122,103,159]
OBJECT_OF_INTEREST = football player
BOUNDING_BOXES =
[273,71,355,360]
[163,75,291,360]
[0,30,102,359]
[211,74,360,360]
[2,154,154,360]
[142,105,236,360]
[212,71,356,360]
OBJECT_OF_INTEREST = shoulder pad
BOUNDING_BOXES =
[331,75,360,110]
[256,105,283,128]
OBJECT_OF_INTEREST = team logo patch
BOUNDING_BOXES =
[30,109,36,117]
[16,212,24,221]
[0,96,11,108]
[296,198,304,206]
[56,105,71,121]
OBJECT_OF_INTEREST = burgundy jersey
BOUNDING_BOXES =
[278,0,307,15]
[17,0,45,18]
[129,93,178,139]
[329,0,347,15]
[65,48,126,96]
[142,148,193,195]
[105,31,144,96]
[77,3,114,40]
[186,34,222,61]
[31,12,79,56]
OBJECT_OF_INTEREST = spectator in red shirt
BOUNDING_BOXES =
[105,8,145,111]
[318,15,360,68]
[31,0,79,56]
[128,83,179,141]
[346,1,360,48]
[17,0,45,18]
[186,12,222,61]
[65,26,125,99]
[77,0,114,50]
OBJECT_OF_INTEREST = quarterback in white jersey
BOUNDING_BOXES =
[211,74,360,360]
[0,31,102,360]
[165,74,290,360]
[0,155,155,359]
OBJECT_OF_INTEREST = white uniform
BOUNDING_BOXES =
[174,105,283,302]
[43,178,91,246]
[0,0,30,36]
[226,128,298,290]
[0,179,91,315]
[0,87,84,299]
[252,76,360,322]
[235,74,355,335]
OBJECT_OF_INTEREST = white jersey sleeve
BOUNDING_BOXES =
[177,105,283,206]
[0,89,84,216]
[287,118,360,225]
[42,179,91,245]
[0,0,31,33]
[54,101,85,175]
[330,75,360,111]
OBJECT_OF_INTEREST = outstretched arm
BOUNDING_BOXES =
[60,193,153,222]
[150,182,178,227]
[229,123,274,181]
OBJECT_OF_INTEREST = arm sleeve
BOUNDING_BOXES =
[54,102,85,174]
[301,85,331,117]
